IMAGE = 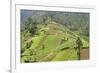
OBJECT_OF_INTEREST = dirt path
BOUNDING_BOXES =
[80,49,89,60]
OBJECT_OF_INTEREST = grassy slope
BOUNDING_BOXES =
[21,21,89,62]
[52,49,77,61]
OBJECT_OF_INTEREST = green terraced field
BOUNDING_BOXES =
[52,49,78,61]
[20,10,89,63]
[21,21,89,63]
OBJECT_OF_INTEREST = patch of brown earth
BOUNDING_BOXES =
[80,49,89,60]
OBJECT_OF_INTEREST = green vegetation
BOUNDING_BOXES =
[52,49,77,61]
[21,10,89,63]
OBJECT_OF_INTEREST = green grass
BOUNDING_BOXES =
[29,35,44,49]
[43,35,61,51]
[81,38,89,48]
[52,49,78,61]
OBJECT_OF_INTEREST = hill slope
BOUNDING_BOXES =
[21,21,89,63]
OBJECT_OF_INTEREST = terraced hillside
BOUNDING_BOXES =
[21,21,89,63]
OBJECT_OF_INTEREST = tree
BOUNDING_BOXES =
[76,37,83,60]
[43,16,48,25]
[26,17,38,36]
[29,23,37,36]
